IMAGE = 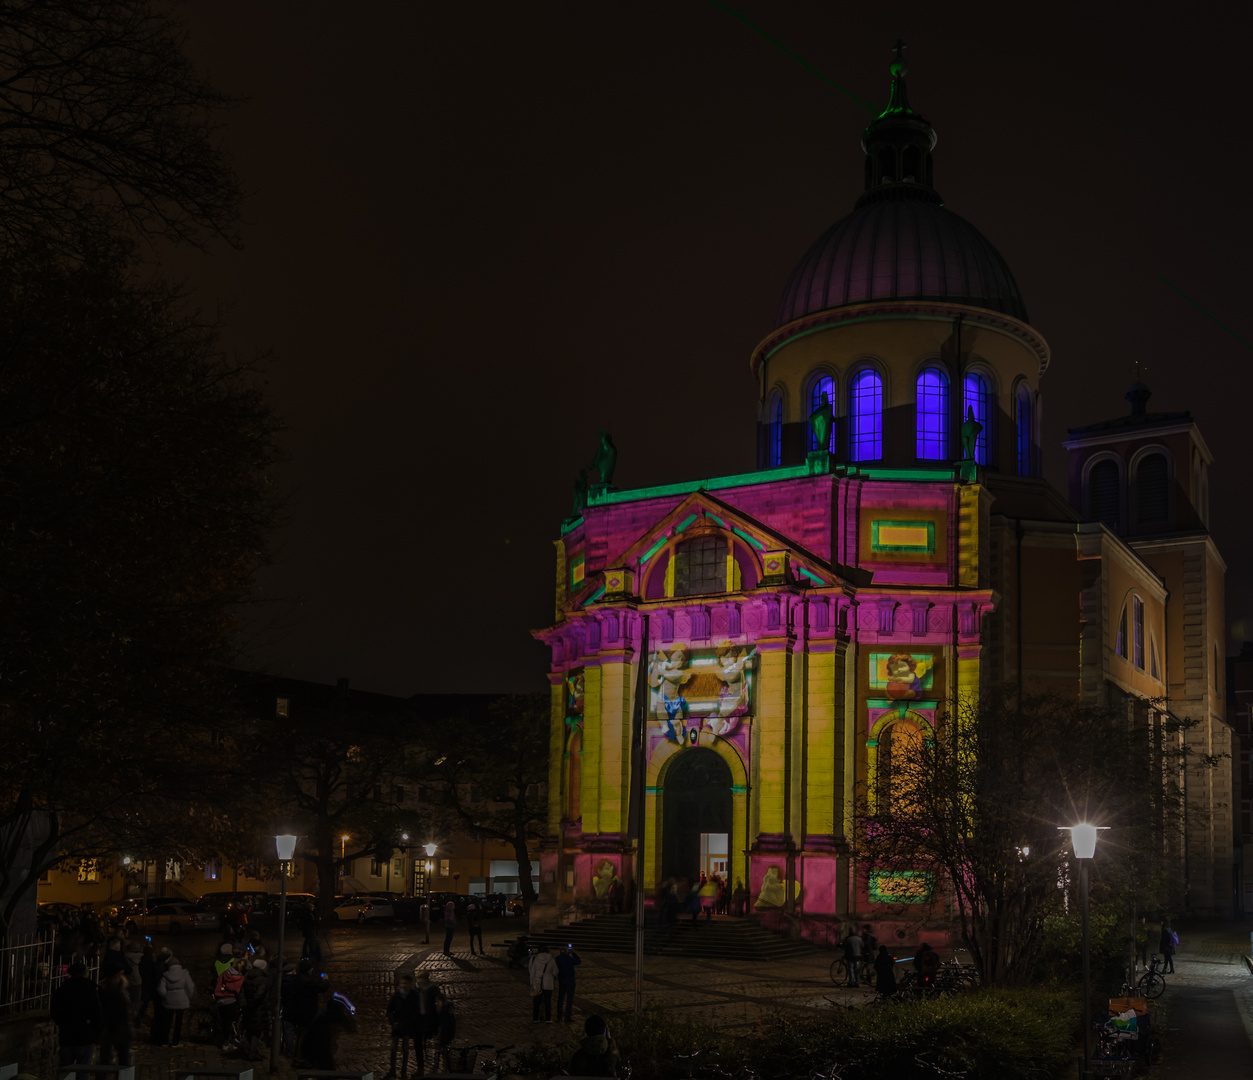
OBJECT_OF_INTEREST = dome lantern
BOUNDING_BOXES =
[859,40,939,199]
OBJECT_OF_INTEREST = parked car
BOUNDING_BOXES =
[507,892,537,916]
[37,902,86,931]
[330,894,395,922]
[480,893,508,917]
[127,901,214,934]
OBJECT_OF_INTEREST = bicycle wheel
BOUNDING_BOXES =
[1137,971,1166,999]
[830,958,846,985]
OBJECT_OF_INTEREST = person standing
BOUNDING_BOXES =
[914,942,939,989]
[414,971,444,1073]
[50,961,102,1072]
[442,900,456,956]
[529,944,557,1023]
[157,954,196,1047]
[873,945,897,997]
[842,926,864,987]
[98,969,133,1067]
[554,944,582,1023]
[383,974,419,1079]
[465,899,484,957]
[1159,923,1177,973]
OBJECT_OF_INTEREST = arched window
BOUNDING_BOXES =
[849,369,882,462]
[808,375,836,452]
[1015,383,1033,476]
[877,720,925,818]
[962,372,990,465]
[1089,459,1121,531]
[673,536,727,597]
[768,394,783,466]
[1135,453,1170,532]
[1132,596,1144,670]
[915,367,949,460]
[1115,597,1145,670]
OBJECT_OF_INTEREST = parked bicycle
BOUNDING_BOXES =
[1132,955,1167,999]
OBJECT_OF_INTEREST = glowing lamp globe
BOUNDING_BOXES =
[275,834,298,861]
[1069,824,1098,860]
[424,843,437,857]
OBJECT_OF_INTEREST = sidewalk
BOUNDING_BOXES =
[1149,919,1253,1079]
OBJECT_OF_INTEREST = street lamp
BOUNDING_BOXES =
[340,834,349,875]
[424,843,437,945]
[270,833,298,1071]
[1060,824,1105,1076]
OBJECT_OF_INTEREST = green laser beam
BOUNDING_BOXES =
[706,1,875,112]
[1157,273,1253,351]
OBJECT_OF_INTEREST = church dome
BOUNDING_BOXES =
[774,190,1028,326]
[774,50,1028,329]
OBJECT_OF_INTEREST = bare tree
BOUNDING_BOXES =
[422,694,549,910]
[856,687,1197,986]
[0,0,242,259]
[0,246,279,939]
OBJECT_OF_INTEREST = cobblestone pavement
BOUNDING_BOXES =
[1148,920,1253,1079]
[127,919,868,1078]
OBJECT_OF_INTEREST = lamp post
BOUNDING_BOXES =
[340,834,349,877]
[270,833,298,1072]
[424,843,437,945]
[1061,824,1103,1076]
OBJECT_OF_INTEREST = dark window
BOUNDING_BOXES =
[1090,460,1121,530]
[1136,454,1170,531]
[1016,384,1033,476]
[674,537,727,597]
[1133,596,1144,670]
[394,785,406,804]
[769,395,783,466]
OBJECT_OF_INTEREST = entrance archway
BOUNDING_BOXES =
[662,748,732,882]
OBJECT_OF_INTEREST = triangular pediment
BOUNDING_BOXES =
[566,489,864,609]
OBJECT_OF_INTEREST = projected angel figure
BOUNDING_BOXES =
[648,645,693,743]
[710,642,755,735]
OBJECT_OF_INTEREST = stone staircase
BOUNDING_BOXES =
[509,912,819,961]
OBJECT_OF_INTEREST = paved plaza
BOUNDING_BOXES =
[118,916,1253,1079]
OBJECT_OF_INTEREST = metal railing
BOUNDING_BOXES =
[0,933,99,1014]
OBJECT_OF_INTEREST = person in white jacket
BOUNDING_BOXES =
[528,945,557,1023]
[157,957,197,1047]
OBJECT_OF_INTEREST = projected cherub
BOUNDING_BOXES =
[710,642,755,735]
[884,652,923,700]
[649,645,693,743]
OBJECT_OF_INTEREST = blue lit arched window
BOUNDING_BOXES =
[915,367,949,460]
[808,375,836,452]
[768,394,783,466]
[1015,383,1033,476]
[849,369,882,462]
[962,372,990,465]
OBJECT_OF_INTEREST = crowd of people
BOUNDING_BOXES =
[41,901,370,1072]
[655,872,750,925]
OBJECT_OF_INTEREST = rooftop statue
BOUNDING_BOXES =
[808,392,834,454]
[591,428,617,486]
[960,406,983,461]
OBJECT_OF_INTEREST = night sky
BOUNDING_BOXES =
[173,3,1253,696]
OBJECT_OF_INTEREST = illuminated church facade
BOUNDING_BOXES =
[533,59,1233,935]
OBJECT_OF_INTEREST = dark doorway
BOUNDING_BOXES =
[662,748,732,883]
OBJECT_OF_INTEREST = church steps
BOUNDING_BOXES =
[507,912,819,961]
